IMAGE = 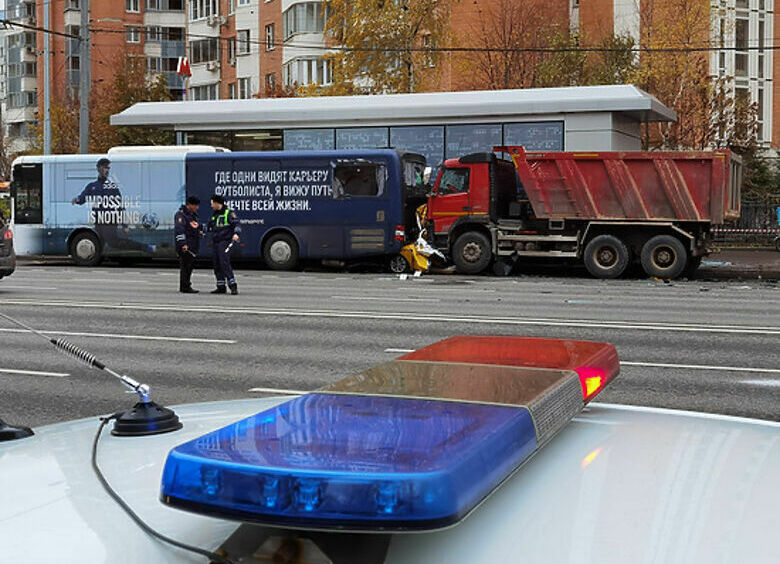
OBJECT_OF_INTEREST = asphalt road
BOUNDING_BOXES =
[0,263,778,428]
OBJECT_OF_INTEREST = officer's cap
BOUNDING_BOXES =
[186,196,201,205]
[211,194,225,204]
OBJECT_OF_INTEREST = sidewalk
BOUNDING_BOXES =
[698,249,780,280]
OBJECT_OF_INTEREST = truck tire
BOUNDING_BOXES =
[583,235,630,279]
[70,231,102,267]
[263,232,299,271]
[452,231,491,274]
[641,235,688,279]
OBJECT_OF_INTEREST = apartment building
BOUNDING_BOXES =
[1,0,38,152]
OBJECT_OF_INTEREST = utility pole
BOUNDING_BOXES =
[79,0,90,154]
[43,0,51,154]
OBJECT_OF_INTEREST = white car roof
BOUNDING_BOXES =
[1,398,778,563]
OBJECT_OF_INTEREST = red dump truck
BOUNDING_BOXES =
[427,146,742,279]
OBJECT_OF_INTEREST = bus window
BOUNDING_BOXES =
[11,163,42,224]
[332,163,385,197]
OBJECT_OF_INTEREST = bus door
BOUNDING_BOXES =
[10,160,43,254]
[332,159,392,258]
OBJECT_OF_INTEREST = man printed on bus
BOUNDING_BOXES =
[71,158,154,254]
[206,194,241,295]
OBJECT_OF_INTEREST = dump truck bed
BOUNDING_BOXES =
[502,146,741,224]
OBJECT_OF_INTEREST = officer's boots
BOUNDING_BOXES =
[229,284,238,295]
[211,286,227,294]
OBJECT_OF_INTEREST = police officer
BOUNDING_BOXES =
[207,194,241,295]
[174,196,202,293]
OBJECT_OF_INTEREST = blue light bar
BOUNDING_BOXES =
[161,393,537,531]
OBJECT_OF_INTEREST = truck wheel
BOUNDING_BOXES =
[641,235,688,279]
[452,231,491,274]
[583,235,630,279]
[70,232,102,267]
[388,254,410,274]
[263,233,299,271]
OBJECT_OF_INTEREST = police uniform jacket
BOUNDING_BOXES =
[174,205,202,253]
[207,207,241,243]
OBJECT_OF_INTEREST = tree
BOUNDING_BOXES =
[32,54,174,154]
[324,0,451,94]
[457,0,562,90]
[0,120,14,181]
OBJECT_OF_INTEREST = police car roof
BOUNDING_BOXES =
[3,397,778,563]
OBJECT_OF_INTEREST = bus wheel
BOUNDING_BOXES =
[388,254,409,274]
[583,235,629,278]
[70,232,102,267]
[452,231,492,274]
[263,233,299,271]
[641,235,688,279]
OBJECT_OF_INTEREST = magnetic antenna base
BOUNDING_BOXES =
[0,418,34,442]
[112,401,183,437]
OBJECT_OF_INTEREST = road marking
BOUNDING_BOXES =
[740,379,780,387]
[248,387,309,395]
[0,367,69,377]
[0,327,236,344]
[384,349,780,374]
[0,285,58,290]
[3,299,780,336]
[621,361,780,374]
[330,296,441,303]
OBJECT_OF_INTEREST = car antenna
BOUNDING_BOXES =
[0,312,182,437]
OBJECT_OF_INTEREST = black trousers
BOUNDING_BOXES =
[213,240,236,287]
[178,250,195,290]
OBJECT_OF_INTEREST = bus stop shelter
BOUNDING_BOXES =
[111,85,676,166]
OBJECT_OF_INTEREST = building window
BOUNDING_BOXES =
[126,0,140,12]
[148,57,162,73]
[266,24,275,50]
[238,0,251,6]
[229,82,237,99]
[190,0,217,21]
[282,57,331,86]
[228,0,235,13]
[265,73,276,91]
[238,77,252,99]
[237,30,250,55]
[190,38,219,63]
[146,26,162,42]
[283,2,327,40]
[126,26,141,43]
[189,83,218,100]
[734,18,748,77]
[227,38,236,61]
[66,0,80,9]
[422,34,435,68]
[147,0,185,9]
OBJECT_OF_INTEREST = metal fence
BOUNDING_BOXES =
[713,197,780,244]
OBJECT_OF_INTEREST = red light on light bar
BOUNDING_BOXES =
[399,336,619,403]
[575,366,607,402]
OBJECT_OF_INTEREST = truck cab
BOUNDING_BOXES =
[428,152,527,273]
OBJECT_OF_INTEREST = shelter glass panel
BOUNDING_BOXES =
[503,122,564,150]
[390,126,444,169]
[445,124,502,159]
[336,128,389,150]
[284,129,335,150]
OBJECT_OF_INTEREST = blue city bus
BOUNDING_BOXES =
[186,149,427,270]
[11,147,427,269]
